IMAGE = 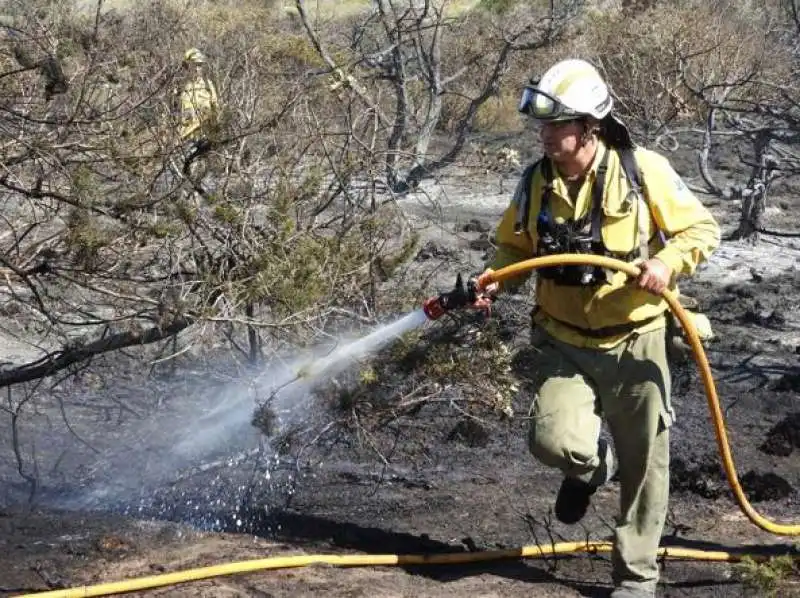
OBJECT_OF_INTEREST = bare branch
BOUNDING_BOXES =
[0,316,194,387]
[294,0,390,126]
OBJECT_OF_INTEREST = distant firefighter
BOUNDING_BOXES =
[175,47,220,173]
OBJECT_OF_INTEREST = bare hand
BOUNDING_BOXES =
[635,258,672,295]
[474,269,499,297]
[468,295,494,312]
[482,281,499,296]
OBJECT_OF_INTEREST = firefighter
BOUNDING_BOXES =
[476,59,720,597]
[176,47,220,176]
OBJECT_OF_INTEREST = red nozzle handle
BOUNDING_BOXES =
[422,296,445,320]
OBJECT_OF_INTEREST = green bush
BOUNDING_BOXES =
[737,555,798,597]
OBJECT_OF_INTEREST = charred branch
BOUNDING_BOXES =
[0,316,194,388]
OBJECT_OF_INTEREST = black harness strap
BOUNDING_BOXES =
[619,146,642,190]
[589,148,610,245]
[525,148,609,242]
[618,146,651,260]
[513,159,542,236]
[513,146,660,261]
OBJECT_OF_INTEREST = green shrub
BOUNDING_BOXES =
[737,555,798,597]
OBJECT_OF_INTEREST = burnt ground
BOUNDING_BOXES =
[2,133,800,597]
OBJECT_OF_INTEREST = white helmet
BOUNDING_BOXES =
[519,59,612,122]
[183,47,207,65]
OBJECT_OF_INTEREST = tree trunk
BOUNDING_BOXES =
[246,303,260,364]
[732,187,764,242]
[731,147,777,243]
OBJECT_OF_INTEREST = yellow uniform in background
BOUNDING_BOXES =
[175,48,221,180]
[179,76,219,142]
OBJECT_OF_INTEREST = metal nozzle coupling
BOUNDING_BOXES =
[421,273,477,320]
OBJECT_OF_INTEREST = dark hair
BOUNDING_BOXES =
[580,118,600,145]
[598,115,634,149]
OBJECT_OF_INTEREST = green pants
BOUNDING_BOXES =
[528,326,672,594]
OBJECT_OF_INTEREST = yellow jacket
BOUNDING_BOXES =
[488,141,720,349]
[178,76,220,141]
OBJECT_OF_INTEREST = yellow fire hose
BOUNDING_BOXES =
[15,542,752,598]
[15,255,799,598]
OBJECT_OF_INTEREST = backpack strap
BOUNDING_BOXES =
[618,146,666,260]
[514,147,665,261]
[590,148,610,244]
[513,158,544,237]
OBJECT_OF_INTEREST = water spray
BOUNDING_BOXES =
[250,277,488,441]
[251,309,429,439]
[251,273,492,446]
[251,274,490,438]
[48,306,433,523]
[252,274,490,442]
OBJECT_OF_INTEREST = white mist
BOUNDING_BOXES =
[64,309,430,512]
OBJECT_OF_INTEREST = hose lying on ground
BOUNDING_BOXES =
[16,541,766,598]
[16,254,799,598]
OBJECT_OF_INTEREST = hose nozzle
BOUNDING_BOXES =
[422,273,478,320]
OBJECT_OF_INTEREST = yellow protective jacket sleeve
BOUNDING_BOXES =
[179,77,220,141]
[643,150,720,276]
[487,142,720,349]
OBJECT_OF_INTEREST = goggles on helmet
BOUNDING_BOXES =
[518,86,581,121]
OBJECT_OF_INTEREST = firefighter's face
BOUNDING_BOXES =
[540,119,584,161]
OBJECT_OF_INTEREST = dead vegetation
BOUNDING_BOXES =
[299,308,523,453]
[584,0,800,241]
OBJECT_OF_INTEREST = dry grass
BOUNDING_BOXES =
[473,91,525,133]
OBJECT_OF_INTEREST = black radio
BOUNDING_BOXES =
[537,213,608,286]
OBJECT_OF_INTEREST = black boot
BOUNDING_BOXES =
[554,477,597,524]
